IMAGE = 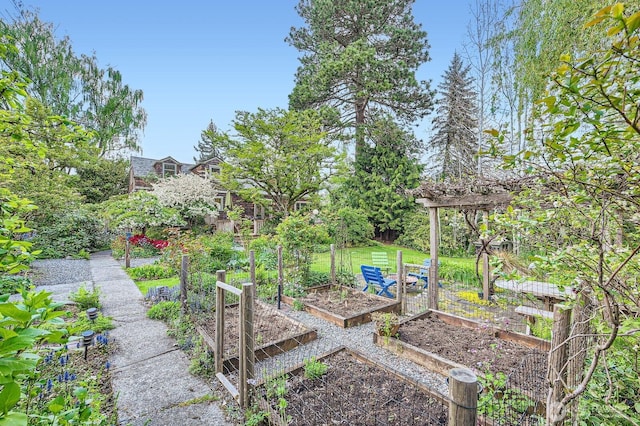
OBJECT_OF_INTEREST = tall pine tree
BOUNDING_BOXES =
[193,120,225,162]
[287,0,433,161]
[430,53,478,180]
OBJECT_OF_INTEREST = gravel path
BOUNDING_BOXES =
[29,258,93,286]
[254,304,449,397]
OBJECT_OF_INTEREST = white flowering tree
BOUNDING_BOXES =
[99,191,185,233]
[151,173,222,226]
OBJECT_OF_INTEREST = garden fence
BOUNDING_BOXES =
[170,245,564,425]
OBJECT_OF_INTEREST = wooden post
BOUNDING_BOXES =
[180,255,188,314]
[568,290,592,420]
[277,245,283,310]
[396,250,403,306]
[330,244,336,285]
[482,210,490,301]
[125,239,130,268]
[249,250,256,300]
[448,368,478,425]
[428,207,439,310]
[240,282,255,409]
[215,270,226,374]
[546,304,571,425]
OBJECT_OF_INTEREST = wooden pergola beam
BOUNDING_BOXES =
[415,192,512,209]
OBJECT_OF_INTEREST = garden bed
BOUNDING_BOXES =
[256,346,448,425]
[281,284,401,328]
[374,310,550,404]
[195,300,317,370]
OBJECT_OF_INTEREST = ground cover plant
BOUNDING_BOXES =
[0,289,116,424]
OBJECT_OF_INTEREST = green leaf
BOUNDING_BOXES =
[0,304,30,323]
[0,383,20,414]
[0,411,28,426]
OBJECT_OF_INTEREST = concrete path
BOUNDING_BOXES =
[89,252,234,426]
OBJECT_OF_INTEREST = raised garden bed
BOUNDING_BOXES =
[281,284,401,328]
[195,300,317,371]
[256,346,448,425]
[373,310,550,405]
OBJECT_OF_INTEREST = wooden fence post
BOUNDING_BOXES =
[448,367,478,426]
[215,270,226,374]
[396,250,403,307]
[180,255,188,314]
[546,304,571,425]
[330,244,336,285]
[249,250,256,300]
[277,245,283,309]
[240,282,255,409]
[482,210,491,301]
[428,207,439,310]
[125,239,130,268]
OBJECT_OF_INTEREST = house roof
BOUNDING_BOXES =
[130,156,196,177]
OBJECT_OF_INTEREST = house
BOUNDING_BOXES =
[128,155,267,233]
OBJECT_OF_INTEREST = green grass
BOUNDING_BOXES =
[312,244,476,274]
[135,276,180,295]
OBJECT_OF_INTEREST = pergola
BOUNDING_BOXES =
[412,179,517,309]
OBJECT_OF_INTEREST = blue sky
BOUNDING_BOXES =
[2,1,474,163]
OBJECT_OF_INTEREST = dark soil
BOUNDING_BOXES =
[299,286,392,317]
[398,314,548,401]
[195,302,312,357]
[261,350,448,426]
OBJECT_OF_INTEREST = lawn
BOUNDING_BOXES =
[134,276,180,295]
[312,244,479,285]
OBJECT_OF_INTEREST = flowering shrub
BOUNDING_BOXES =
[129,234,169,250]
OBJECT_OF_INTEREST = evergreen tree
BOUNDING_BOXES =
[429,53,478,180]
[338,117,423,241]
[194,120,225,162]
[287,0,433,161]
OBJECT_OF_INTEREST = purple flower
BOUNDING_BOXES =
[105,361,111,370]
[46,379,53,391]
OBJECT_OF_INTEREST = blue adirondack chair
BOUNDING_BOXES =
[407,259,443,289]
[360,265,396,298]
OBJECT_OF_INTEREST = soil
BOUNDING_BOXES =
[398,314,548,401]
[194,302,312,357]
[261,350,448,426]
[298,286,392,317]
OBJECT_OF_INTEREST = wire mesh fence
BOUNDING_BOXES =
[134,240,565,425]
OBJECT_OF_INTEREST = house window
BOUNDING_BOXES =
[213,195,225,211]
[253,203,265,219]
[208,165,221,176]
[162,162,177,177]
[294,201,310,212]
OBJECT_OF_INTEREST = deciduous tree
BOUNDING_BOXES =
[0,7,147,156]
[490,5,640,423]
[151,173,223,226]
[217,108,343,219]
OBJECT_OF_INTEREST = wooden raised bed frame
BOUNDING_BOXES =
[282,284,401,328]
[255,346,448,426]
[373,309,550,406]
[196,301,318,371]
[374,309,550,375]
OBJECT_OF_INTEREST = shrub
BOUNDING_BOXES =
[0,275,32,294]
[32,207,107,259]
[147,301,181,322]
[303,270,330,288]
[323,207,374,247]
[70,285,101,310]
[127,264,176,281]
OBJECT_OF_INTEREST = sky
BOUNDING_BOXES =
[1,1,475,164]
